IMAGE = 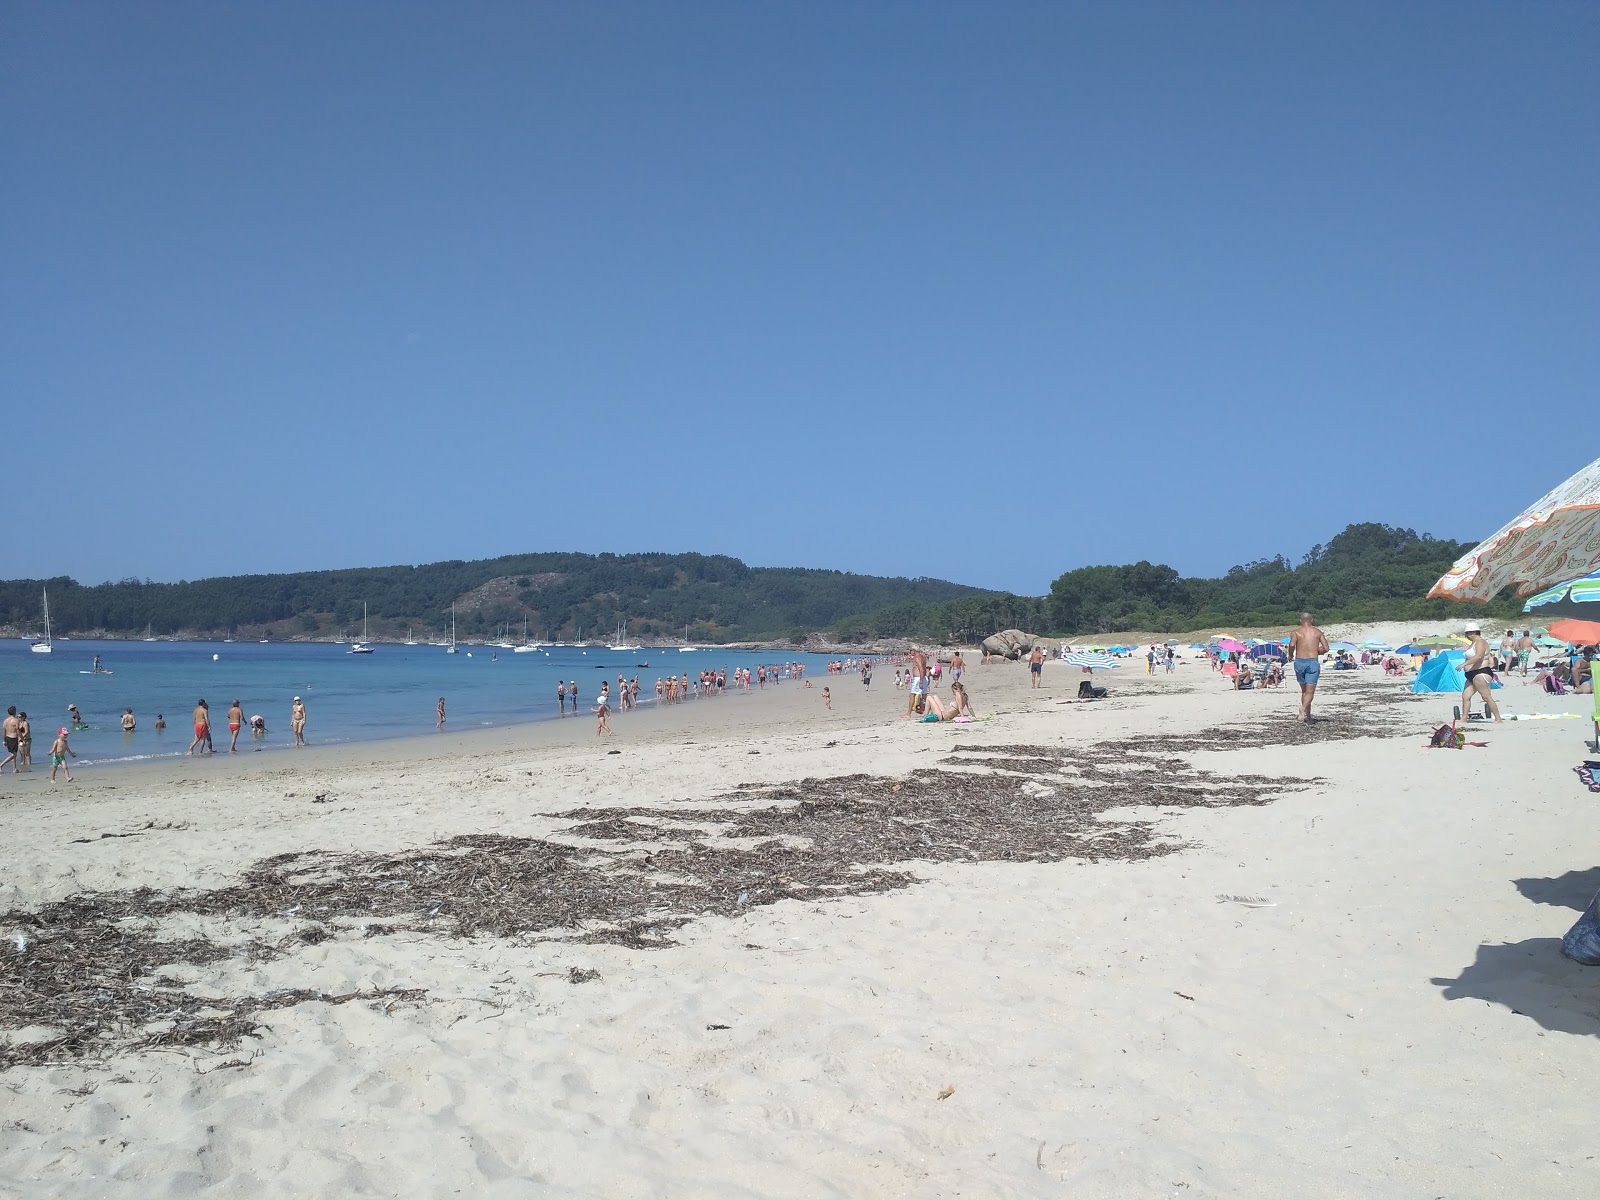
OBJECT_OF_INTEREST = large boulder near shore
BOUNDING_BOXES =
[982,630,1061,660]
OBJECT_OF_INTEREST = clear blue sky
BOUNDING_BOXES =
[3,2,1595,595]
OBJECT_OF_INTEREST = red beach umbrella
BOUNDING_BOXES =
[1547,618,1600,646]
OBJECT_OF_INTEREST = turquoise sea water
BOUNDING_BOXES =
[0,639,844,766]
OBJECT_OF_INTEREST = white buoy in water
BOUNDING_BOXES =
[213,653,220,661]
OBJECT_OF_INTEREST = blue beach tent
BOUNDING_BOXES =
[1411,651,1501,694]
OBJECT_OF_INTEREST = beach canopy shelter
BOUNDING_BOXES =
[1430,455,1600,603]
[1412,651,1500,694]
[1248,642,1286,660]
[1548,618,1600,646]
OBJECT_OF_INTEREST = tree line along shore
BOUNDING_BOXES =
[1,524,1524,648]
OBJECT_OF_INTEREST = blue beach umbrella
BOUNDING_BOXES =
[1329,641,1358,652]
[1248,642,1286,660]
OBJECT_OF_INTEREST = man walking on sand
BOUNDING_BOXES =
[1288,612,1330,722]
[1459,622,1504,723]
[1029,644,1044,688]
[1517,629,1537,676]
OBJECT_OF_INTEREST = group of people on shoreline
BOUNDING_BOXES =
[1,704,97,783]
[567,661,829,735]
[1,691,311,781]
[182,698,295,754]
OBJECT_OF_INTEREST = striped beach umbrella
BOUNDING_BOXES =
[1430,456,1600,602]
[1522,570,1600,612]
[1063,652,1120,670]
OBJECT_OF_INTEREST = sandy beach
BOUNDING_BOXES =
[3,635,1597,1197]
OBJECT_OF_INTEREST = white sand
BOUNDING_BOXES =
[2,650,1597,1197]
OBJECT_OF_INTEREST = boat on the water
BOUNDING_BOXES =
[349,602,375,654]
[445,604,458,653]
[513,620,540,652]
[31,589,52,654]
[607,619,641,652]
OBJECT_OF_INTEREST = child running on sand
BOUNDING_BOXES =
[823,686,831,710]
[594,685,612,736]
[49,727,75,782]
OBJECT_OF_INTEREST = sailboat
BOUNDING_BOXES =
[404,625,416,645]
[445,604,458,653]
[143,622,156,642]
[608,619,640,652]
[493,623,515,650]
[514,619,539,652]
[678,622,698,652]
[349,602,375,654]
[31,588,52,653]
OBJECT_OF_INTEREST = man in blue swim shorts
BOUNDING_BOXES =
[1287,611,1329,723]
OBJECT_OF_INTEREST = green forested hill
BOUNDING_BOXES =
[0,552,990,643]
[830,524,1518,641]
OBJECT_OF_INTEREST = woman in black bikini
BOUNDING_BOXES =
[1459,623,1503,723]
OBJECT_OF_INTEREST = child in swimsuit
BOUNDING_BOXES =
[50,727,75,782]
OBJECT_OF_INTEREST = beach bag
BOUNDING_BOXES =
[1428,723,1464,749]
[1560,888,1600,966]
[1544,674,1567,695]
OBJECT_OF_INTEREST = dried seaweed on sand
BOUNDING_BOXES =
[2,718,1341,1070]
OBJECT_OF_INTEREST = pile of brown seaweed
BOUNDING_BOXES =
[3,712,1377,1070]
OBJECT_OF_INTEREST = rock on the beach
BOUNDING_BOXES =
[981,629,1061,659]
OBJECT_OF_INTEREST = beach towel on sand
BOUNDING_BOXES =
[1561,888,1600,966]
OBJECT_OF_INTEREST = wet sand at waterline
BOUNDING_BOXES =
[2,641,1596,1197]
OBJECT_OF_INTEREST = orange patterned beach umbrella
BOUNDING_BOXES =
[1429,456,1600,603]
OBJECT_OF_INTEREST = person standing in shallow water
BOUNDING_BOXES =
[188,699,210,755]
[291,696,307,746]
[557,680,567,716]
[437,697,446,730]
[1,707,18,774]
[1287,612,1330,723]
